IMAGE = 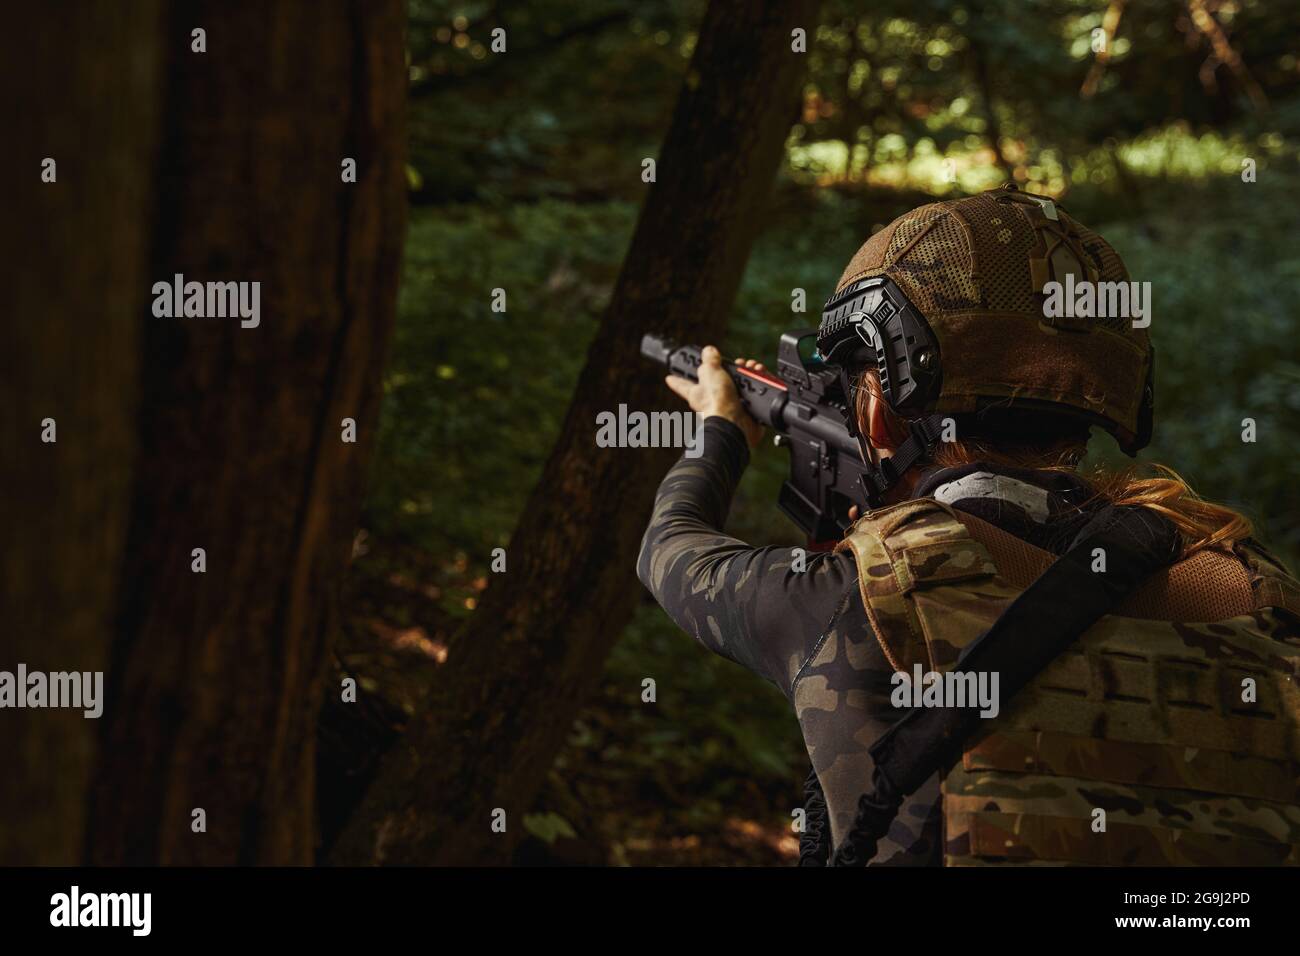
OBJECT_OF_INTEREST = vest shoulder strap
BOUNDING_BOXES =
[1236,540,1300,618]
[836,499,997,672]
[954,510,1300,622]
[839,500,1300,673]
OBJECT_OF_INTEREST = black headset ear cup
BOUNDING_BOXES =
[818,276,942,418]
[838,368,859,438]
[1128,347,1155,455]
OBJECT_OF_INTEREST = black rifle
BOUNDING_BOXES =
[642,330,884,543]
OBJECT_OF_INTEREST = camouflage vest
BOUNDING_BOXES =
[838,498,1300,866]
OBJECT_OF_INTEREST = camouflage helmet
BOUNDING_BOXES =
[817,184,1154,455]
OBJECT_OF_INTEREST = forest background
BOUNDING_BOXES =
[337,0,1300,865]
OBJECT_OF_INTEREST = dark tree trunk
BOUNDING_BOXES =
[85,1,408,865]
[0,4,162,866]
[969,39,1015,183]
[333,0,820,866]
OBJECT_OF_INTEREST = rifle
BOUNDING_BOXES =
[641,330,878,544]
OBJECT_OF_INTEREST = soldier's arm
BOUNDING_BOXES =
[637,416,857,693]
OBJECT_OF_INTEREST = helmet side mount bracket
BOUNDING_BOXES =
[816,276,946,506]
[816,276,943,419]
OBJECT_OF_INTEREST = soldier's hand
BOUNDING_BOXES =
[665,345,765,448]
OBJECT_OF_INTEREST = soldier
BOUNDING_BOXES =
[637,184,1300,866]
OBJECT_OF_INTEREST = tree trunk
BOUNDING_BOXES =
[86,1,408,865]
[969,38,1016,183]
[0,4,162,866]
[333,0,820,866]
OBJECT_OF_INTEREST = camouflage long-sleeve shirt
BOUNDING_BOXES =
[637,416,1101,864]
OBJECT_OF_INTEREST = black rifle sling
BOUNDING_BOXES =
[828,504,1180,867]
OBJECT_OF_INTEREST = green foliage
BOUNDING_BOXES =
[1093,170,1300,567]
[565,602,806,815]
[407,0,702,204]
[364,199,635,556]
[522,811,578,844]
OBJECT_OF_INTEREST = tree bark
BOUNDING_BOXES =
[85,1,408,865]
[0,3,162,866]
[969,37,1016,183]
[333,0,820,866]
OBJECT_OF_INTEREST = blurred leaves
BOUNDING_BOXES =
[522,811,578,844]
